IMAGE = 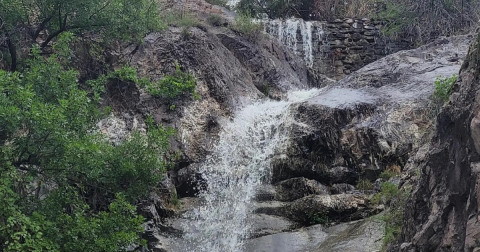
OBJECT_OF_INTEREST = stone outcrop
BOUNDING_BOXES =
[271,34,472,189]
[394,33,480,252]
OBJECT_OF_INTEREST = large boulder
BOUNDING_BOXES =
[272,35,473,187]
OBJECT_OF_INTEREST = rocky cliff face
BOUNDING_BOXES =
[394,33,480,252]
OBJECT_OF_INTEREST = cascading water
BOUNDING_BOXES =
[264,19,321,68]
[179,89,320,252]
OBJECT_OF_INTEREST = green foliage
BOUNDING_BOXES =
[231,12,263,37]
[433,74,457,103]
[169,191,179,207]
[140,63,198,100]
[372,182,410,248]
[0,41,174,251]
[375,0,480,44]
[1,0,163,42]
[356,178,374,191]
[379,169,400,181]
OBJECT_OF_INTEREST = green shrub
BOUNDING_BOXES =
[231,12,263,37]
[169,191,179,207]
[140,63,198,100]
[379,169,400,181]
[433,74,457,103]
[376,2,413,38]
[0,39,174,251]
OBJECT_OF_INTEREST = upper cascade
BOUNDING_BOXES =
[262,19,322,68]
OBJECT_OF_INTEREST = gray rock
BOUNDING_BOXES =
[271,34,472,189]
[275,177,329,202]
[245,217,384,252]
[249,214,300,238]
[331,183,356,194]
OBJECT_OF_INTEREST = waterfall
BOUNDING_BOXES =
[264,19,320,68]
[180,89,320,252]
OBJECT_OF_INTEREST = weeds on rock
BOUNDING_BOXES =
[141,62,199,100]
[372,182,410,249]
[101,63,198,102]
[379,168,400,181]
[432,74,457,103]
[357,178,374,191]
[231,12,262,38]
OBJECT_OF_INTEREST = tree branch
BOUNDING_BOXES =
[33,15,54,40]
[40,27,66,48]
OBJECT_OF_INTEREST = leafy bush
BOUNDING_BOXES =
[0,39,174,251]
[433,74,457,103]
[140,63,198,100]
[231,12,263,37]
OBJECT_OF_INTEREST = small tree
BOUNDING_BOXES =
[0,0,164,71]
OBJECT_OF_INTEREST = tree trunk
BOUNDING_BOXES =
[6,38,17,72]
